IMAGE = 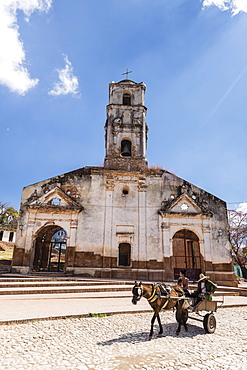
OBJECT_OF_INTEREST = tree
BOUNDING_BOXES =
[228,209,247,277]
[0,202,18,226]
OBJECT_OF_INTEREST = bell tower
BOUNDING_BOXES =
[104,79,148,170]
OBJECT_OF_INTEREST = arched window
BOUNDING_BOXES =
[119,243,131,266]
[121,140,132,157]
[123,93,131,105]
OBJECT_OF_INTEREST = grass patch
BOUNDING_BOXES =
[89,313,106,318]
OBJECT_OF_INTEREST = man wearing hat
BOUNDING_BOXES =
[191,273,218,309]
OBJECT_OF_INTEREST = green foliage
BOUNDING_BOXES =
[0,201,18,226]
[89,313,106,318]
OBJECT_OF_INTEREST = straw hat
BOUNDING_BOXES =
[198,273,209,282]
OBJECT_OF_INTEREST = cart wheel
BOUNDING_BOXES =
[176,309,188,323]
[203,313,216,333]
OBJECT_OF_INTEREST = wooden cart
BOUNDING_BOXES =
[175,297,224,333]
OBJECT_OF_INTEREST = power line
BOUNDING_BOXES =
[227,202,247,205]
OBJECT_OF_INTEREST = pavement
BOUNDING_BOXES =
[1,307,247,370]
[0,284,247,324]
[0,276,246,370]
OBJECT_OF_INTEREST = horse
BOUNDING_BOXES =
[132,281,189,339]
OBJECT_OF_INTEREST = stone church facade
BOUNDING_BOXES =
[12,79,237,286]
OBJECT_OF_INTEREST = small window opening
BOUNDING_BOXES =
[119,243,131,266]
[121,140,132,157]
[66,190,71,195]
[123,93,131,105]
[51,198,61,206]
[122,187,129,196]
[170,194,175,200]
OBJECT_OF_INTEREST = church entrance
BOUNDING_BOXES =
[33,225,67,272]
[172,229,201,281]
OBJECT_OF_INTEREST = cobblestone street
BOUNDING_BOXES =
[0,307,246,370]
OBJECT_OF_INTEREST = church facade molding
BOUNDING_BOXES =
[11,78,237,286]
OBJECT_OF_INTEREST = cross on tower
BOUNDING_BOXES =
[122,68,132,80]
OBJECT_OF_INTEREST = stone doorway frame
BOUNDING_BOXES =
[33,225,67,272]
[172,228,202,281]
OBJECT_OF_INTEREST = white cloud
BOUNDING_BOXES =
[237,202,247,213]
[0,0,52,95]
[203,0,247,15]
[49,55,79,96]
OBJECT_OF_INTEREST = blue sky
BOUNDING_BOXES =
[1,0,247,211]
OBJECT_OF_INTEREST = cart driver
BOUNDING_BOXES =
[190,273,217,310]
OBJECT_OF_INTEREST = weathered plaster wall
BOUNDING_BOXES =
[12,167,233,283]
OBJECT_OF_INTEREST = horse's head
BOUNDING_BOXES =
[132,281,143,305]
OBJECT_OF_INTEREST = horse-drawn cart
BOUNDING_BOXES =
[176,298,223,333]
[132,282,224,339]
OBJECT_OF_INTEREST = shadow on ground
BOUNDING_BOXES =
[97,322,206,345]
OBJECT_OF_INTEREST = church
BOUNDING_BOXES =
[11,78,237,286]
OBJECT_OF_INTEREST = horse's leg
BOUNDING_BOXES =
[183,310,188,331]
[176,320,181,335]
[157,313,163,337]
[176,303,182,335]
[149,312,157,340]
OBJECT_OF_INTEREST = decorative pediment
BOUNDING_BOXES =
[26,187,82,211]
[160,194,213,217]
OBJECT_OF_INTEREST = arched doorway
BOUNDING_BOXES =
[172,229,201,281]
[33,225,67,272]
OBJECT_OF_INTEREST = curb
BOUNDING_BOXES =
[0,304,247,326]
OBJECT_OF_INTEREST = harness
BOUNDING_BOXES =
[147,283,171,303]
[133,283,185,311]
[162,299,169,309]
[147,284,159,302]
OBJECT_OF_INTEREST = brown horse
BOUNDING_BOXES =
[132,282,189,339]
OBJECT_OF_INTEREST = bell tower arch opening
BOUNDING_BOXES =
[123,93,131,105]
[172,229,202,281]
[33,225,67,272]
[121,139,132,157]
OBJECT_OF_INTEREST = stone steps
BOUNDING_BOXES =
[0,280,129,288]
[0,274,132,295]
[0,275,245,297]
[0,286,133,296]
